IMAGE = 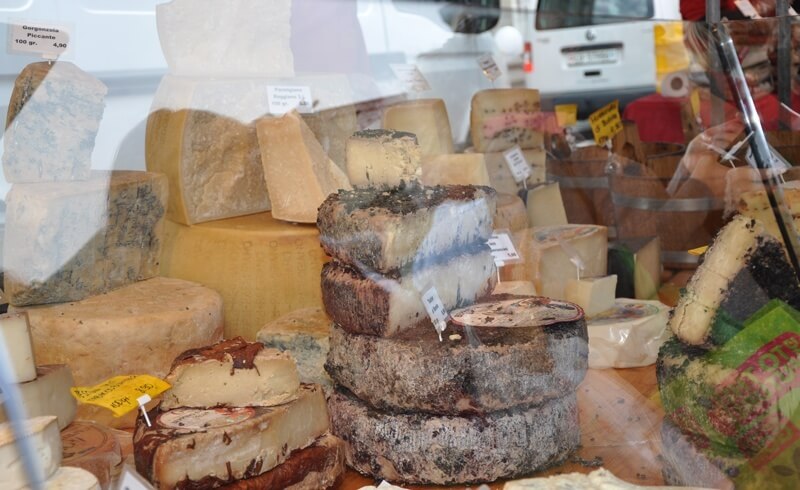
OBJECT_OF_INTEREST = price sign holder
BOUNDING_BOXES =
[477,54,502,82]
[422,287,449,341]
[267,86,314,115]
[588,100,623,146]
[487,231,522,269]
[8,20,71,59]
[503,146,532,188]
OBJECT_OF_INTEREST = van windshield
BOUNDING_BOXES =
[536,0,654,30]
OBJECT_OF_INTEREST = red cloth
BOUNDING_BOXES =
[680,0,738,20]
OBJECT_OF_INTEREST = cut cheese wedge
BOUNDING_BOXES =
[382,99,454,159]
[564,275,617,317]
[527,182,568,227]
[421,153,490,187]
[0,312,36,383]
[470,88,544,152]
[346,129,421,188]
[0,365,77,430]
[0,416,62,489]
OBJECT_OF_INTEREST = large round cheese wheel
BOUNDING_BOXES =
[160,212,328,339]
[62,421,123,490]
[13,277,223,427]
[326,295,587,414]
[329,388,578,485]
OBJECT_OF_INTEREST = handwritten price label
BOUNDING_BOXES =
[588,100,622,146]
[503,146,532,183]
[71,375,170,418]
[8,21,70,59]
[422,287,449,341]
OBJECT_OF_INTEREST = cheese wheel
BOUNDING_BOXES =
[160,212,327,340]
[62,421,123,490]
[0,365,77,430]
[12,277,223,427]
[494,193,528,231]
[44,466,101,490]
[326,295,587,414]
[329,389,579,485]
[0,416,62,488]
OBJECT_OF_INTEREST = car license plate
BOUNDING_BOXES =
[566,48,619,67]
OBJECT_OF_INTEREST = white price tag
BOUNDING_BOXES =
[422,287,449,341]
[502,146,532,183]
[8,21,70,59]
[487,232,521,267]
[734,0,762,19]
[477,54,502,81]
[390,64,431,92]
[116,466,154,490]
[267,86,313,115]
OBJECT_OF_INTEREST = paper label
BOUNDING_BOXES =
[503,146,532,183]
[71,375,170,418]
[487,232,521,267]
[390,64,431,92]
[8,21,70,59]
[117,465,155,490]
[588,100,623,146]
[267,86,313,115]
[422,287,449,340]
[555,104,578,127]
[477,54,502,81]
[735,0,762,19]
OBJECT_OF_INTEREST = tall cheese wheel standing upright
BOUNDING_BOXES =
[470,88,544,153]
[160,212,328,340]
[11,277,223,428]
[382,98,454,159]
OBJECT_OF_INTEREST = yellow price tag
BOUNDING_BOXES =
[688,245,709,256]
[555,104,578,127]
[71,375,170,418]
[588,100,623,145]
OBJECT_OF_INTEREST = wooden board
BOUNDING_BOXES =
[335,366,665,489]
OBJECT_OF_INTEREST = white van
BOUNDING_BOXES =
[524,0,681,116]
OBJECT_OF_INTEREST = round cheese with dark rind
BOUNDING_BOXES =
[326,295,587,415]
[660,420,738,490]
[329,388,579,485]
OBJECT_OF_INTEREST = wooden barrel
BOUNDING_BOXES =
[610,160,725,269]
[547,146,616,236]
[766,131,800,165]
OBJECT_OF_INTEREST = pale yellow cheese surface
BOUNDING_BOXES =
[383,98,454,158]
[421,153,491,187]
[527,182,569,228]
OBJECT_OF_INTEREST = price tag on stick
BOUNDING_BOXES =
[422,287,449,341]
[71,375,170,418]
[503,146,532,185]
[487,231,522,268]
[477,54,502,81]
[8,21,71,59]
[588,100,623,146]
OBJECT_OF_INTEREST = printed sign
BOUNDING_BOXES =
[422,287,449,341]
[477,54,502,81]
[503,146,532,184]
[390,64,431,92]
[267,86,313,115]
[588,100,623,146]
[8,21,70,58]
[487,232,521,267]
[71,375,170,418]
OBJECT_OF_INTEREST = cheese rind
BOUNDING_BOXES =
[44,467,101,490]
[134,384,329,489]
[564,275,617,317]
[161,338,300,410]
[318,185,496,274]
[421,154,491,187]
[494,194,528,232]
[346,129,421,188]
[322,251,497,337]
[0,365,77,430]
[382,99,454,159]
[256,308,332,393]
[526,182,569,227]
[3,62,107,183]
[257,111,352,223]
[0,312,36,383]
[11,277,223,427]
[470,88,544,152]
[160,213,328,340]
[4,171,167,307]
[61,421,123,490]
[0,416,62,489]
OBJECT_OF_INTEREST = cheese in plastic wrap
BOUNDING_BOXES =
[587,299,671,369]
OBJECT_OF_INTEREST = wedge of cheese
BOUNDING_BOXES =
[608,237,661,300]
[0,365,77,430]
[564,275,617,317]
[4,171,167,307]
[161,337,300,410]
[527,182,569,227]
[257,111,352,223]
[0,312,36,383]
[3,62,106,183]
[346,129,421,188]
[470,88,544,152]
[134,384,329,489]
[421,153,490,187]
[382,99,454,158]
[0,416,62,489]
[494,193,528,232]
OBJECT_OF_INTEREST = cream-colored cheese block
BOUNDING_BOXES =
[160,213,327,340]
[421,153,490,187]
[505,225,608,300]
[587,300,670,369]
[44,467,101,490]
[527,182,569,227]
[504,467,712,489]
[3,62,107,183]
[382,99,454,158]
[11,277,223,428]
[474,147,547,195]
[0,365,76,430]
[564,275,617,317]
[470,88,544,152]
[3,171,167,307]
[161,338,300,410]
[492,280,538,296]
[256,307,332,393]
[61,421,122,490]
[0,416,62,489]
[257,111,351,223]
[494,193,528,232]
[346,129,422,188]
[156,0,293,77]
[134,384,329,489]
[0,312,36,383]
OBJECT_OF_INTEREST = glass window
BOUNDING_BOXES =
[536,0,654,30]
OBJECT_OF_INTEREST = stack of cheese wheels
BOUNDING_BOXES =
[318,182,589,485]
[1,60,224,431]
[133,338,345,489]
[149,1,360,337]
[658,216,800,489]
